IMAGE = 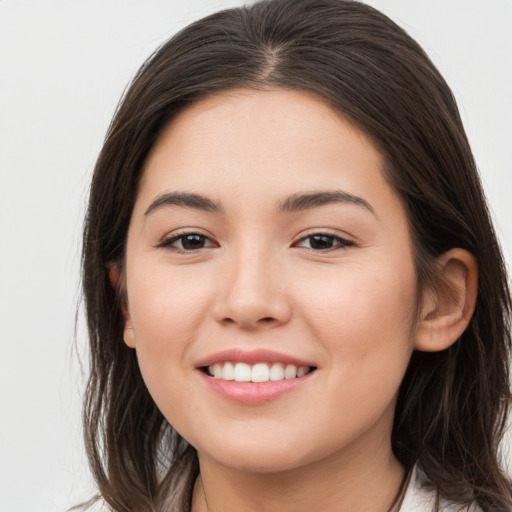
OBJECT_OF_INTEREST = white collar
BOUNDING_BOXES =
[399,465,481,512]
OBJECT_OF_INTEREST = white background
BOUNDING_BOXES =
[0,1,511,510]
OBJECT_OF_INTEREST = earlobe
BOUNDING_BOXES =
[414,248,478,352]
[123,317,136,348]
[122,300,136,349]
[122,299,136,348]
[108,265,136,348]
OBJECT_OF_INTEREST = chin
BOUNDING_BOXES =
[213,453,310,474]
[194,436,318,474]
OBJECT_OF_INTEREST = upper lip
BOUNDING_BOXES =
[195,348,316,368]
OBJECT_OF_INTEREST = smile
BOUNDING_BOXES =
[196,349,318,404]
[206,362,313,382]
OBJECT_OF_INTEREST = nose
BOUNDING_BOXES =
[212,245,292,330]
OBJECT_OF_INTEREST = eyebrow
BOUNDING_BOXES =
[144,190,375,216]
[145,192,224,215]
[278,190,376,216]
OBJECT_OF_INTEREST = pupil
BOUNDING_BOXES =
[310,235,333,249]
[182,234,205,250]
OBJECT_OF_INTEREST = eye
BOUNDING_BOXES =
[158,232,217,252]
[295,233,354,251]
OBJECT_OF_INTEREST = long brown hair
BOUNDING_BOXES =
[80,0,512,510]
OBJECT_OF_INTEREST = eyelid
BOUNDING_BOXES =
[155,229,218,252]
[292,230,356,251]
[154,228,355,253]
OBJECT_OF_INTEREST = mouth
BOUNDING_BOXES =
[201,361,316,382]
[196,349,318,404]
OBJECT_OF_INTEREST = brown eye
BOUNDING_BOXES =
[159,233,216,252]
[180,234,208,250]
[296,234,354,251]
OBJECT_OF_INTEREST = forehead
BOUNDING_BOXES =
[139,88,388,201]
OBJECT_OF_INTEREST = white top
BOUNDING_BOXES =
[400,465,482,512]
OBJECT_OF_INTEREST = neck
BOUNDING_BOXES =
[191,440,405,512]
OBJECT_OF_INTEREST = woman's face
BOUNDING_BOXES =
[123,88,419,473]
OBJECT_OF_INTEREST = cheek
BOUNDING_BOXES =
[128,264,211,344]
[125,264,214,398]
[292,264,417,440]
[296,257,417,370]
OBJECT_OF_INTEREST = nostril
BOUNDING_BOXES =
[219,312,286,328]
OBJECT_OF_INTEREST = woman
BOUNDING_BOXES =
[80,0,512,510]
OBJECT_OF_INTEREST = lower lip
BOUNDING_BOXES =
[198,371,314,405]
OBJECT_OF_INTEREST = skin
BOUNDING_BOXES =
[122,88,477,512]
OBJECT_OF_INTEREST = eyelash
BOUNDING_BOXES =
[156,231,217,253]
[293,232,355,251]
[157,231,355,253]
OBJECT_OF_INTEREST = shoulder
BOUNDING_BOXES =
[399,465,482,512]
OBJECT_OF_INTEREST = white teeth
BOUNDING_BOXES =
[222,362,234,380]
[297,365,309,377]
[269,363,285,381]
[207,362,312,382]
[251,363,270,382]
[212,363,223,379]
[233,362,251,382]
[284,364,298,379]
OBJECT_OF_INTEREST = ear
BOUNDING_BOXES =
[108,266,136,348]
[109,265,120,289]
[414,248,478,352]
[122,308,136,349]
